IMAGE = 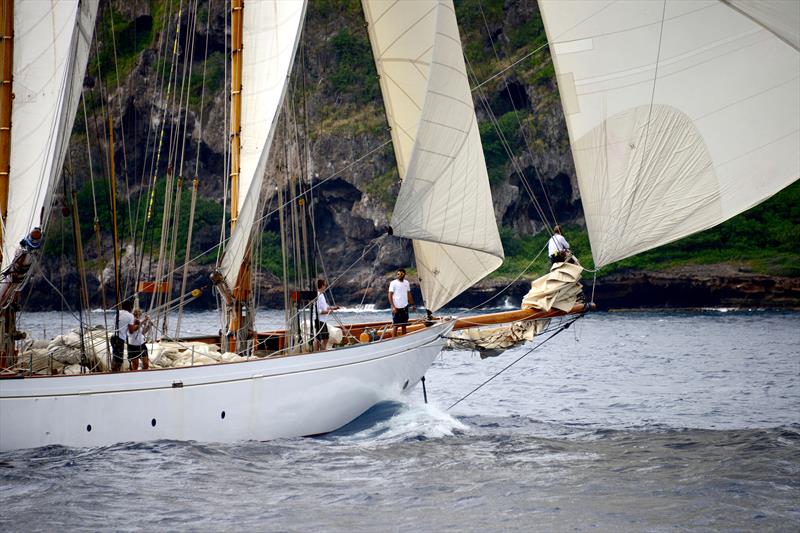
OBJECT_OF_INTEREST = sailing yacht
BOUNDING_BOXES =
[0,0,589,451]
[1,0,797,451]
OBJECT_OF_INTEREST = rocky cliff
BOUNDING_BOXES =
[22,0,799,311]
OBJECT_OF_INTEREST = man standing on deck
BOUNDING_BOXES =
[315,279,339,351]
[127,308,151,371]
[113,298,136,372]
[388,268,415,336]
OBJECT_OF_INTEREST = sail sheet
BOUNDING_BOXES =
[3,0,99,272]
[363,0,504,312]
[220,0,307,290]
[539,0,800,268]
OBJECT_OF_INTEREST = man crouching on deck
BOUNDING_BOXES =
[388,268,415,336]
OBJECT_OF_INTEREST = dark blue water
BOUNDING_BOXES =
[2,309,799,531]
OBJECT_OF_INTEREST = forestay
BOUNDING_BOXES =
[539,0,800,268]
[363,0,504,312]
[4,0,98,272]
[220,0,307,290]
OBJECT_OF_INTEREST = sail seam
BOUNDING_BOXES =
[377,4,436,58]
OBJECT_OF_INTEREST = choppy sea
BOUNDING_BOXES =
[2,308,798,532]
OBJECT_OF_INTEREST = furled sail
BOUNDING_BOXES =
[2,0,99,272]
[363,0,504,312]
[539,0,800,268]
[219,0,307,290]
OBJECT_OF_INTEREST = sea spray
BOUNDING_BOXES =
[331,399,469,445]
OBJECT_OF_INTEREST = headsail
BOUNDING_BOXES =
[363,0,504,312]
[2,0,99,272]
[219,0,307,291]
[539,0,800,268]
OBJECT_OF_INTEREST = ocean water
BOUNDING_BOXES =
[2,309,799,531]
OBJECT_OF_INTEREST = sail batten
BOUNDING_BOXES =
[540,0,800,268]
[219,0,307,290]
[364,0,503,312]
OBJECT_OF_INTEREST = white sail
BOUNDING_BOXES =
[3,0,99,272]
[363,0,504,312]
[539,0,800,268]
[220,0,307,290]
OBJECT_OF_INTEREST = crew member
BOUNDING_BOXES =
[388,268,415,336]
[127,308,151,371]
[315,279,339,351]
[548,225,571,264]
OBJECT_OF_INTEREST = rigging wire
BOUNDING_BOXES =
[78,95,110,337]
[163,0,199,334]
[176,0,211,336]
[107,2,134,247]
[466,55,554,237]
[135,12,595,309]
[447,314,583,411]
[148,1,187,331]
[165,137,392,284]
[477,1,558,228]
[453,242,548,316]
[217,0,230,266]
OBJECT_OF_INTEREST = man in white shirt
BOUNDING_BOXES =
[112,298,136,372]
[388,268,415,336]
[547,225,571,264]
[127,308,151,371]
[315,279,339,351]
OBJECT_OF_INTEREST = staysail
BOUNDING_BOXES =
[363,0,504,312]
[219,0,307,291]
[539,0,800,268]
[2,0,99,272]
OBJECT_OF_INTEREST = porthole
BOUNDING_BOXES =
[86,424,92,432]
[402,379,409,390]
[151,418,157,427]
[221,411,226,419]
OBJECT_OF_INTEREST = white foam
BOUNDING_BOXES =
[342,400,469,445]
[335,304,384,313]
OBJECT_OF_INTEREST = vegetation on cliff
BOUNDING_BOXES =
[31,0,797,311]
[495,180,800,280]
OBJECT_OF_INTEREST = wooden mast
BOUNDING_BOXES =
[230,0,242,234]
[228,0,250,353]
[0,0,12,259]
[0,0,13,370]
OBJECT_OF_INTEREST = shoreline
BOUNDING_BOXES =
[21,264,800,312]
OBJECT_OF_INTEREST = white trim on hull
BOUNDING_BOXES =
[0,322,453,451]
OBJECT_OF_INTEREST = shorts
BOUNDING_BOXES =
[550,251,567,264]
[315,320,329,341]
[127,343,148,360]
[392,306,409,325]
[111,335,125,363]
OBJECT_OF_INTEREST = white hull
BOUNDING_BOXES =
[0,322,452,451]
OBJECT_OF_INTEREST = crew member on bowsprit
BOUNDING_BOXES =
[388,268,415,336]
[548,225,571,264]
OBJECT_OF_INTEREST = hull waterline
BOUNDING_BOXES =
[0,322,453,451]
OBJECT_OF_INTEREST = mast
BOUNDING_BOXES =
[0,0,12,369]
[228,0,249,353]
[0,0,12,262]
[230,0,242,233]
[212,0,306,353]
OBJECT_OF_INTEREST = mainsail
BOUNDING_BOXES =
[363,0,504,312]
[539,0,800,268]
[219,0,307,291]
[2,0,99,272]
